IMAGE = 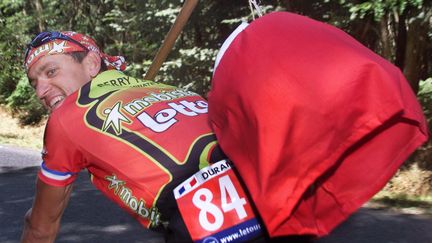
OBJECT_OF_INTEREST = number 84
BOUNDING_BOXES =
[192,175,247,231]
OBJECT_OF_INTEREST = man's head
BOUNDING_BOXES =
[24,31,126,111]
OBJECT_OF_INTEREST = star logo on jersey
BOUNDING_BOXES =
[102,101,131,135]
[105,174,125,194]
[48,41,69,55]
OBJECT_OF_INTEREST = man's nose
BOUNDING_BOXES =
[35,79,50,99]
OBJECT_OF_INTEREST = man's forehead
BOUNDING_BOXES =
[27,54,66,77]
[28,56,51,76]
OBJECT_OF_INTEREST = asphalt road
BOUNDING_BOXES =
[0,145,164,243]
[0,144,41,168]
[1,144,432,243]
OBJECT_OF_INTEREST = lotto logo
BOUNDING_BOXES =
[137,100,208,132]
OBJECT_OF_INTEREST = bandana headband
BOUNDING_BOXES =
[24,31,127,72]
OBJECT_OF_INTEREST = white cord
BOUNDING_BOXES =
[248,0,263,20]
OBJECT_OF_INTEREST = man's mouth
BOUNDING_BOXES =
[49,96,65,109]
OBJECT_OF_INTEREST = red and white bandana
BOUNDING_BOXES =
[25,31,127,72]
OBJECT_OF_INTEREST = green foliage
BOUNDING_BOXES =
[418,78,432,127]
[345,0,424,21]
[0,0,31,103]
[419,78,432,98]
[328,0,424,17]
[5,75,46,125]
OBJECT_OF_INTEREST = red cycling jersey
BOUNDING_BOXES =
[39,70,225,228]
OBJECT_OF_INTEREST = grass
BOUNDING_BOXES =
[0,106,45,150]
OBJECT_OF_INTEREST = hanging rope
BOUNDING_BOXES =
[248,0,263,20]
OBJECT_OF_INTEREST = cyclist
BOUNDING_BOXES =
[21,31,226,242]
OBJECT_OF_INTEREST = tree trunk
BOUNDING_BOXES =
[379,13,393,61]
[403,19,429,93]
[33,0,45,32]
[394,11,407,70]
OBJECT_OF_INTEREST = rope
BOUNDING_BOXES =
[248,0,263,20]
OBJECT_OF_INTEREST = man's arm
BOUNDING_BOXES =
[21,178,73,243]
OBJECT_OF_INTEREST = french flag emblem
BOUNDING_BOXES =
[174,176,198,198]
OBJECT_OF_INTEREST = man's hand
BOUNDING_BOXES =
[21,178,73,243]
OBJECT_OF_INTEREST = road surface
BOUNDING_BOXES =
[1,144,431,242]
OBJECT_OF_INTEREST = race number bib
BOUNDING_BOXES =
[174,160,262,243]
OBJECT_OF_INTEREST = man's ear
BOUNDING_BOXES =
[83,51,102,77]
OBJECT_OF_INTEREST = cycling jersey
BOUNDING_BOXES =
[39,70,226,230]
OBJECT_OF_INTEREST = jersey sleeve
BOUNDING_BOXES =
[38,112,85,187]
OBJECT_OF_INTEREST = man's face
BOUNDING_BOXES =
[27,54,92,112]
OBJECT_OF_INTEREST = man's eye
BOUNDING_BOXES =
[47,68,57,77]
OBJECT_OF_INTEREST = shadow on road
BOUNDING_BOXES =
[318,207,432,243]
[1,166,432,243]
